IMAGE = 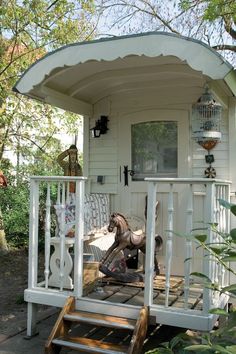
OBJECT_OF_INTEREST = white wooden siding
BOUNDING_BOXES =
[87,73,233,217]
[88,112,118,194]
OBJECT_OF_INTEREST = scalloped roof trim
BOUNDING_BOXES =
[14,31,233,94]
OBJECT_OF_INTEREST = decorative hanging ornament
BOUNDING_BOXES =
[204,166,216,178]
[192,86,222,178]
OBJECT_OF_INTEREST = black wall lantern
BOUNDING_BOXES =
[90,116,109,138]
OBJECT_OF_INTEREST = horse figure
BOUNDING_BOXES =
[99,212,163,282]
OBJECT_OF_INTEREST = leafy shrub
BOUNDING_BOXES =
[0,158,63,248]
[146,199,236,354]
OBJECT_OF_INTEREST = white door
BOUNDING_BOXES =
[118,109,190,275]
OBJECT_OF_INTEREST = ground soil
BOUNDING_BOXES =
[0,249,203,352]
[0,248,49,341]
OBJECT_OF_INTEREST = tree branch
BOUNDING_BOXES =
[224,20,236,40]
[9,133,46,153]
[212,44,236,52]
[47,0,60,11]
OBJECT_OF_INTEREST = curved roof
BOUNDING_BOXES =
[13,32,236,114]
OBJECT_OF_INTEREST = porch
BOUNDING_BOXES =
[25,176,231,337]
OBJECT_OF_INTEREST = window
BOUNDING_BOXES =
[131,121,177,180]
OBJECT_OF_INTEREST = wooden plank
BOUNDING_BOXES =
[107,291,137,304]
[153,293,179,306]
[195,299,203,311]
[102,275,183,292]
[128,306,149,354]
[118,286,141,296]
[87,284,124,300]
[85,326,132,345]
[126,290,159,306]
[76,298,141,319]
[87,289,116,300]
[45,296,75,353]
[64,310,136,330]
[53,336,128,353]
[103,285,124,292]
[163,286,203,309]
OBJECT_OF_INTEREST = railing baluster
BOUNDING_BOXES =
[66,182,70,204]
[55,182,61,238]
[184,184,193,309]
[44,183,51,289]
[59,182,66,291]
[165,183,174,307]
[56,182,61,204]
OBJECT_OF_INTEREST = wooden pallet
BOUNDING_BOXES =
[45,296,149,354]
[102,274,184,292]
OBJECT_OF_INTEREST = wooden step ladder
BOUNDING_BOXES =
[45,296,149,354]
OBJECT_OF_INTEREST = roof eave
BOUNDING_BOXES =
[224,70,236,97]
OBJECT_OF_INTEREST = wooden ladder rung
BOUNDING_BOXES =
[52,336,129,354]
[64,311,136,330]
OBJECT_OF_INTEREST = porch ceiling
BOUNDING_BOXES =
[13,32,236,115]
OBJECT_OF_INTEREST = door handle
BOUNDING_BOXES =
[123,165,135,186]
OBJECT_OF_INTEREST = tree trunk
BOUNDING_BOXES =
[0,206,8,253]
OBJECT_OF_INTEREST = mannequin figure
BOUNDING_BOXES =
[57,145,82,237]
[57,144,82,193]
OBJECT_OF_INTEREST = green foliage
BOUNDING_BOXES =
[0,0,96,96]
[145,200,236,353]
[203,0,236,22]
[180,0,236,20]
[146,311,236,353]
[0,0,95,164]
[1,95,82,163]
[0,0,90,250]
[0,176,29,247]
[0,151,63,248]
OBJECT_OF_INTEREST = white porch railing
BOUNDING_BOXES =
[144,178,231,320]
[28,176,86,298]
[26,176,232,335]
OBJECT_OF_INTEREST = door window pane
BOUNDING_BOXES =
[131,121,177,180]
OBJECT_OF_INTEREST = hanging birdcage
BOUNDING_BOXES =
[192,87,222,151]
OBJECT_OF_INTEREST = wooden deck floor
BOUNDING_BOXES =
[85,275,203,311]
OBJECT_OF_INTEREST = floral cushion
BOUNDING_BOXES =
[54,193,110,237]
[84,193,110,235]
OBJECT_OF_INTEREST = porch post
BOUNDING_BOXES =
[203,182,215,313]
[144,181,157,306]
[225,183,231,288]
[26,177,39,337]
[74,179,85,297]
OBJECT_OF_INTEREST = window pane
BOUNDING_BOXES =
[131,121,177,180]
